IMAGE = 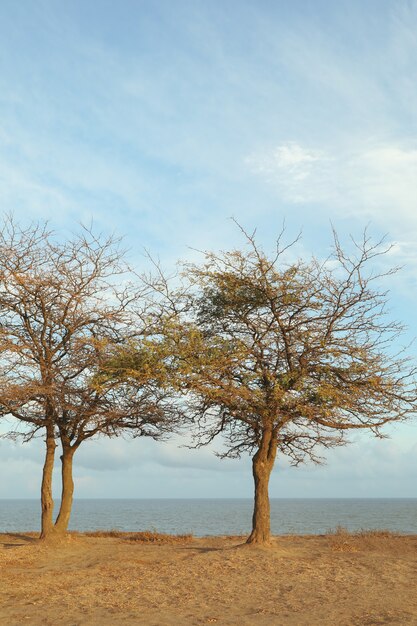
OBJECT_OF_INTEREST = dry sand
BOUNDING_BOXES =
[1,530,417,626]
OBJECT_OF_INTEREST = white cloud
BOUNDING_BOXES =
[270,430,417,498]
[247,141,417,226]
[353,146,417,216]
[247,142,326,186]
[265,143,323,170]
[246,142,332,204]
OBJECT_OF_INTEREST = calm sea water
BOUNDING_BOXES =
[1,499,417,535]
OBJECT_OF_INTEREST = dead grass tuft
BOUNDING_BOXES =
[127,530,193,543]
[327,525,359,552]
[82,529,123,538]
[327,526,400,552]
[355,529,398,539]
[83,529,193,543]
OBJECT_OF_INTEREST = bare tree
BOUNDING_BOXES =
[161,224,417,545]
[0,215,179,540]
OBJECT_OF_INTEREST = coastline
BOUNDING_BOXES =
[1,531,417,625]
[2,497,417,536]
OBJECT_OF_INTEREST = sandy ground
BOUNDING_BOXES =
[1,530,417,626]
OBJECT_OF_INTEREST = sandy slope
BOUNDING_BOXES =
[1,531,416,625]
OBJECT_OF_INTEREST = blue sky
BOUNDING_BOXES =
[1,0,417,499]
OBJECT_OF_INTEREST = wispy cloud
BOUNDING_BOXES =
[247,141,417,229]
[246,142,331,203]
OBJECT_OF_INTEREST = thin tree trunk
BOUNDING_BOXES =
[246,429,277,545]
[40,424,57,540]
[54,442,75,534]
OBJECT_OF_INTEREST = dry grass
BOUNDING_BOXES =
[327,525,399,552]
[80,529,194,543]
[1,532,417,625]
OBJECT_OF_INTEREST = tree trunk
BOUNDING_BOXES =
[54,443,75,534]
[246,429,277,546]
[40,425,57,540]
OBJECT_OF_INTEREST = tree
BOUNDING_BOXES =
[162,224,417,545]
[0,216,179,540]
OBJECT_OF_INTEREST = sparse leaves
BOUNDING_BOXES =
[0,215,181,537]
[155,223,417,543]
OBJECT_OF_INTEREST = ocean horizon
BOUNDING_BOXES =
[1,498,416,536]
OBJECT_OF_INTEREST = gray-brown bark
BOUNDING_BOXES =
[247,430,277,545]
[54,442,76,534]
[39,425,57,540]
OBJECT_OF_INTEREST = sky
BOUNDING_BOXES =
[1,0,417,499]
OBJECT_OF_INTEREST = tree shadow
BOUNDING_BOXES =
[0,533,39,548]
[181,545,223,554]
[179,540,247,555]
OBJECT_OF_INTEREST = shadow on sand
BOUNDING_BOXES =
[0,532,39,549]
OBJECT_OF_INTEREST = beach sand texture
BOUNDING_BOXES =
[1,531,416,625]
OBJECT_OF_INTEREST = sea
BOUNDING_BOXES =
[1,498,417,536]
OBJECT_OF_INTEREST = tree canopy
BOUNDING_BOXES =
[0,216,181,539]
[158,224,417,544]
